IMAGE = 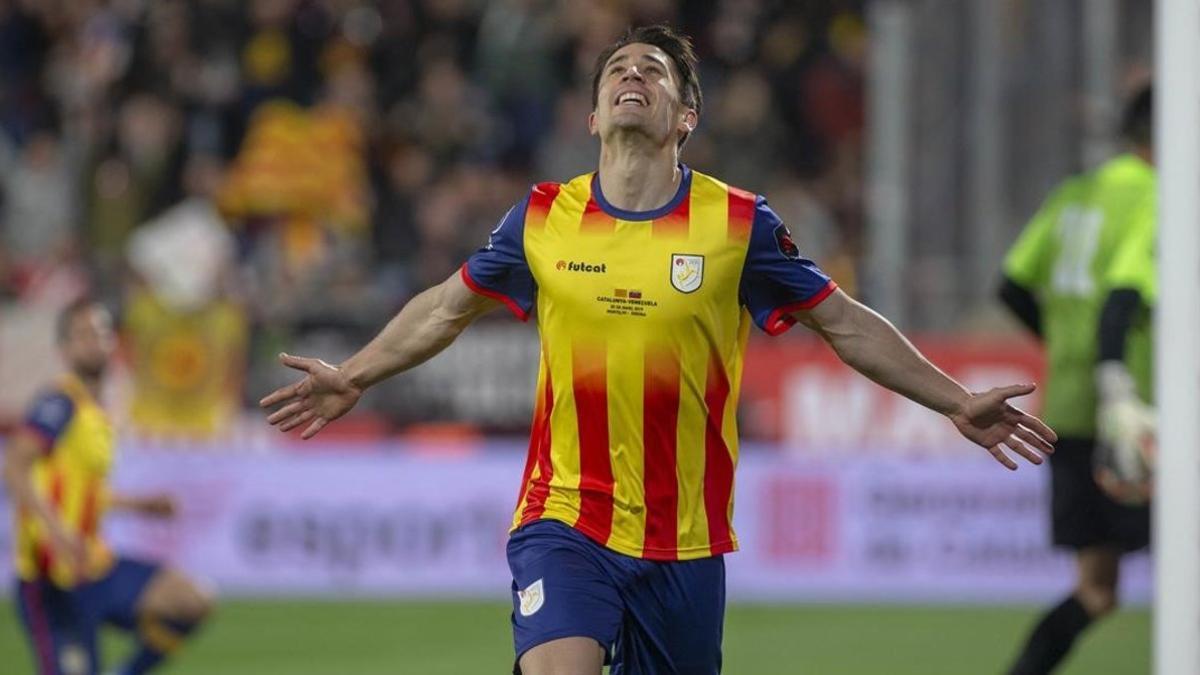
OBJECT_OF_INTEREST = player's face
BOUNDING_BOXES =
[591,43,696,148]
[62,306,115,378]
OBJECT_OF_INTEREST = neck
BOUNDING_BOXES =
[70,369,103,400]
[1132,144,1153,166]
[597,137,681,212]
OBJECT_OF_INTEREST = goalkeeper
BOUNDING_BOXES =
[998,85,1154,675]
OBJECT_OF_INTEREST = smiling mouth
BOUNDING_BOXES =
[615,92,648,107]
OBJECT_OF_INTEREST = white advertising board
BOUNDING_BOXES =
[0,444,1150,603]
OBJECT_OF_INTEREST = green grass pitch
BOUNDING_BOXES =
[1,600,1148,674]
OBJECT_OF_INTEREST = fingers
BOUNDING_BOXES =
[1003,435,1043,466]
[279,352,321,373]
[1014,424,1055,455]
[994,382,1037,401]
[1093,466,1150,505]
[987,445,1019,470]
[278,409,315,433]
[301,417,329,440]
[266,400,309,426]
[1012,409,1058,443]
[259,381,301,408]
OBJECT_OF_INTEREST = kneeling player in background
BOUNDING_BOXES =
[998,86,1154,674]
[4,298,214,675]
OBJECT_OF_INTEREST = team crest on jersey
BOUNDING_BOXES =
[518,578,545,617]
[670,254,704,293]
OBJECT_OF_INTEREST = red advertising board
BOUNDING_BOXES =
[740,335,1046,455]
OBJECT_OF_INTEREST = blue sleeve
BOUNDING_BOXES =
[462,194,536,320]
[22,391,75,453]
[739,196,837,335]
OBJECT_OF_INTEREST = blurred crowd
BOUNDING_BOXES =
[0,0,864,438]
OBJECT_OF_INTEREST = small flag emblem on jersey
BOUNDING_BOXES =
[615,289,628,298]
[670,254,704,293]
[629,290,642,299]
[518,578,545,617]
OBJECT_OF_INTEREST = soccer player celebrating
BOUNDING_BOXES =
[263,26,1056,674]
[5,298,213,675]
[999,86,1154,675]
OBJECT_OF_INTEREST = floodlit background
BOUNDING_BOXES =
[0,1,1154,673]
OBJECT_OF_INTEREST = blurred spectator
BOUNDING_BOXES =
[1,129,78,269]
[124,152,247,439]
[87,93,183,278]
[533,86,596,181]
[707,66,787,189]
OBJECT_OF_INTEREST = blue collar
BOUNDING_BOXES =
[590,164,691,221]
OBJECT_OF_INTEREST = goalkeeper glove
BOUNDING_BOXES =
[1094,361,1155,505]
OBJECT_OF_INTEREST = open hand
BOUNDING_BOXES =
[949,383,1057,470]
[260,353,362,439]
[48,526,87,578]
[138,494,177,519]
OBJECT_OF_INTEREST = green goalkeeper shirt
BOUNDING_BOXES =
[1003,153,1155,438]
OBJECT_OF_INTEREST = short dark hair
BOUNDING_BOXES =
[1121,84,1152,147]
[591,25,703,148]
[57,296,100,344]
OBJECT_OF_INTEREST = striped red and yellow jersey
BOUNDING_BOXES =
[463,165,835,560]
[13,375,116,586]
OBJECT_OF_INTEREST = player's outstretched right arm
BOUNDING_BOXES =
[260,271,501,439]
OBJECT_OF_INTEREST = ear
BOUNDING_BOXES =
[678,108,697,136]
[588,111,598,137]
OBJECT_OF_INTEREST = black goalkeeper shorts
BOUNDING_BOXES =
[1049,437,1150,552]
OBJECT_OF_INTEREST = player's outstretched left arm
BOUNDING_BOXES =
[792,289,1057,469]
[260,271,501,439]
[110,493,178,519]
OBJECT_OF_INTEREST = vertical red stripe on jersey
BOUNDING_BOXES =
[642,346,681,557]
[572,340,614,542]
[703,352,735,555]
[80,479,99,537]
[520,369,555,523]
[524,182,560,231]
[35,543,52,577]
[48,469,64,508]
[580,194,617,234]
[513,416,540,516]
[727,186,755,242]
[38,469,65,574]
[652,193,690,239]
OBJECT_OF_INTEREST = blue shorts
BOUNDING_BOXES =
[14,557,161,675]
[507,520,725,674]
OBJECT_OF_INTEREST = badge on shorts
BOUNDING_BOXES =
[518,578,545,617]
[60,643,90,675]
[670,254,704,293]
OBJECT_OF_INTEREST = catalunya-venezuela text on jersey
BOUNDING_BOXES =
[14,374,116,586]
[463,166,835,560]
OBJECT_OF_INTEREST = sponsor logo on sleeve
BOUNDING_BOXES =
[774,224,801,260]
